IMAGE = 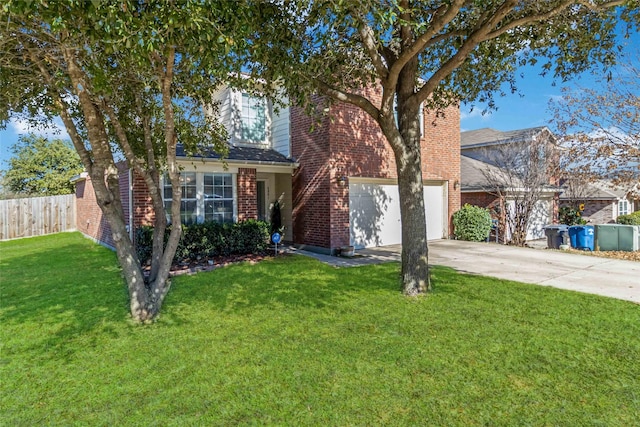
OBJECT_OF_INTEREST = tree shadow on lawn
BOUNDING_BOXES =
[162,255,406,318]
[1,237,458,363]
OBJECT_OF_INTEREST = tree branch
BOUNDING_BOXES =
[388,0,466,84]
[415,0,518,103]
[26,46,93,175]
[484,0,626,40]
[351,10,389,80]
[317,80,380,120]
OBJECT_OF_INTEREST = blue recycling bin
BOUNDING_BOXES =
[568,225,595,251]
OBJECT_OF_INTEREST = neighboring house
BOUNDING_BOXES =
[460,127,561,242]
[560,179,639,224]
[75,88,461,254]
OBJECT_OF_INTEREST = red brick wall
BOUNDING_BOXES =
[461,192,500,212]
[291,93,461,251]
[237,168,257,221]
[326,96,396,248]
[421,108,461,235]
[75,176,114,247]
[132,171,154,228]
[75,162,130,248]
[291,100,332,248]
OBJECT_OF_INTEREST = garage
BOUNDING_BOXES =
[349,179,447,249]
[506,197,553,241]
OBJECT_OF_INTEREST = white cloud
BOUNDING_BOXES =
[460,109,484,120]
[9,117,70,140]
[546,94,565,103]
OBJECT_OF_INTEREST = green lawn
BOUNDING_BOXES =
[1,232,639,426]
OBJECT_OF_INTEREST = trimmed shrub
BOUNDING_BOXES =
[270,200,283,243]
[135,225,155,264]
[135,220,270,265]
[453,204,493,242]
[617,211,640,225]
[227,219,271,255]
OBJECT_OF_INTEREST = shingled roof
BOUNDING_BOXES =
[560,179,637,201]
[460,154,523,191]
[461,126,552,149]
[176,144,297,166]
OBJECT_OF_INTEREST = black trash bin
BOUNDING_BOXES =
[544,225,569,249]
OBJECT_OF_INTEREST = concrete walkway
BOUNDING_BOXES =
[289,240,640,304]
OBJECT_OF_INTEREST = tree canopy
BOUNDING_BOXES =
[2,135,83,197]
[0,1,262,322]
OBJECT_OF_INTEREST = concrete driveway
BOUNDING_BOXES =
[292,240,640,303]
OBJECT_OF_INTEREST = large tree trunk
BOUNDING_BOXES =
[378,88,431,294]
[394,49,431,295]
[64,50,171,322]
[395,135,431,295]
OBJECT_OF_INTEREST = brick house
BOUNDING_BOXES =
[560,179,639,224]
[460,127,560,242]
[75,88,461,254]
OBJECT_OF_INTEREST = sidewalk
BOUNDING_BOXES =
[288,241,640,304]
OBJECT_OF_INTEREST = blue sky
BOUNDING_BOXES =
[461,27,639,132]
[1,27,638,169]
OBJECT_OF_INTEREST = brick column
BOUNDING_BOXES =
[237,168,257,221]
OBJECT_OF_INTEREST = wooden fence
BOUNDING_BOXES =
[0,194,76,241]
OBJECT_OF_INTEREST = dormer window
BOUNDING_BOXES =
[241,93,266,143]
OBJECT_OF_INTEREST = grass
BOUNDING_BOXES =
[1,232,639,426]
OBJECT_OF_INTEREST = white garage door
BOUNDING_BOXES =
[506,198,551,241]
[349,181,446,249]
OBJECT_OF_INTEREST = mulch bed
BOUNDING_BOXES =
[144,250,289,277]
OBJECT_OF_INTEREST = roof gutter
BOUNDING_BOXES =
[179,156,299,169]
[69,171,89,183]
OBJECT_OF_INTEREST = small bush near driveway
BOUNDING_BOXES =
[453,203,493,241]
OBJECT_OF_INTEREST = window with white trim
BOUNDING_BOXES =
[163,172,236,225]
[241,93,266,143]
[618,199,630,216]
[163,172,197,225]
[203,173,234,224]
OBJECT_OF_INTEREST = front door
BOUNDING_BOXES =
[257,180,267,221]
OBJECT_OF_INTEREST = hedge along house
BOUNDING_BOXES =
[74,86,461,254]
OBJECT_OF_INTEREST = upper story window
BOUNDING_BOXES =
[618,199,630,216]
[241,93,266,143]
